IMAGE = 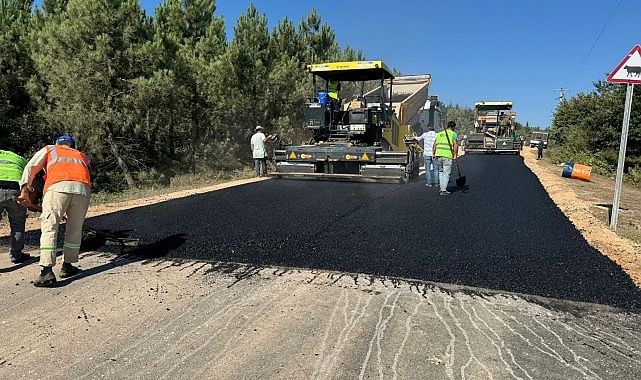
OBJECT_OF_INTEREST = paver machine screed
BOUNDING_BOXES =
[272,60,430,183]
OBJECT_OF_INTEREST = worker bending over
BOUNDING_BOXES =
[16,135,91,287]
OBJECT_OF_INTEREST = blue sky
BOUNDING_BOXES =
[141,1,639,129]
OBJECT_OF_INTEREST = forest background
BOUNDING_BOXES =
[2,0,640,193]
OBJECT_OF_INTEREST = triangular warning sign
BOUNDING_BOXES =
[607,45,641,84]
[289,151,297,159]
[361,153,369,161]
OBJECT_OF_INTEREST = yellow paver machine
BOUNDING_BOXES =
[465,101,520,154]
[272,60,432,183]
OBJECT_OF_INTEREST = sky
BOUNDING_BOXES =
[136,0,640,129]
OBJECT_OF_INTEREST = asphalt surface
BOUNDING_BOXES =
[75,154,641,310]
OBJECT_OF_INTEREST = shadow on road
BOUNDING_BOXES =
[0,231,186,286]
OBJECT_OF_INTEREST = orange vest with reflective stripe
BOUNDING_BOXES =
[43,145,91,193]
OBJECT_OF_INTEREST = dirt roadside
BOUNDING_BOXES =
[1,151,640,287]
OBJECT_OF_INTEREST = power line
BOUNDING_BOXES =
[564,0,623,88]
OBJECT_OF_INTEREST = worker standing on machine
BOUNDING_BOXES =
[327,80,341,123]
[16,135,91,287]
[328,80,341,103]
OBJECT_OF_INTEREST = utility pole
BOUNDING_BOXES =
[554,88,569,103]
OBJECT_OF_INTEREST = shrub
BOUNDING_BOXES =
[91,171,128,194]
[625,164,641,188]
[547,146,616,176]
[136,168,171,188]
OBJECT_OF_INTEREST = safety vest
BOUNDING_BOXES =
[434,130,457,158]
[42,145,91,193]
[0,150,27,182]
[328,81,339,100]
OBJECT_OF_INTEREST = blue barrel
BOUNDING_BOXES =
[318,91,329,105]
[561,162,574,178]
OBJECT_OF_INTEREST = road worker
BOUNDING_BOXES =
[415,125,439,187]
[16,135,91,287]
[0,145,30,264]
[251,126,274,177]
[432,121,458,195]
[328,80,341,101]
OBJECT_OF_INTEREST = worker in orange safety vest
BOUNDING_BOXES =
[16,135,91,287]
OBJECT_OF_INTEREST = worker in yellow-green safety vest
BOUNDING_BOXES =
[327,80,342,123]
[0,146,30,263]
[432,120,459,195]
[328,80,341,101]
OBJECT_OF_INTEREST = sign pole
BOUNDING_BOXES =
[609,83,634,230]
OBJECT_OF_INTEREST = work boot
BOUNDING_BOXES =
[34,267,56,287]
[60,262,80,278]
[10,253,31,264]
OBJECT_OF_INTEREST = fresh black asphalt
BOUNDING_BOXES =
[10,154,641,310]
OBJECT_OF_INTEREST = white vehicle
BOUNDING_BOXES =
[530,132,549,148]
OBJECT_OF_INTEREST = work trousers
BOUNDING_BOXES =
[436,157,453,192]
[254,157,268,177]
[39,190,90,267]
[0,188,26,259]
[423,156,439,185]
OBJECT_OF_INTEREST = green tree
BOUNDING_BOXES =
[152,0,226,174]
[550,80,641,175]
[30,0,153,189]
[442,103,475,132]
[0,0,39,152]
[299,8,339,64]
[223,4,271,158]
[265,16,306,144]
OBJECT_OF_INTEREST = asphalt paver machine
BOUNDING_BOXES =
[272,60,430,183]
[465,101,520,154]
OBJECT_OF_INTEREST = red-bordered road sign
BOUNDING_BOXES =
[607,45,641,84]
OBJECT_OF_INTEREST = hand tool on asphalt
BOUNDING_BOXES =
[25,203,140,250]
[454,162,466,187]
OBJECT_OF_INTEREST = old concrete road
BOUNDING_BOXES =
[1,154,640,379]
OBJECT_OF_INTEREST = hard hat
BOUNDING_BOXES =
[55,135,76,148]
[255,125,264,131]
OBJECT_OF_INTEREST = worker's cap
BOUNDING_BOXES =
[255,125,264,131]
[55,135,76,148]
